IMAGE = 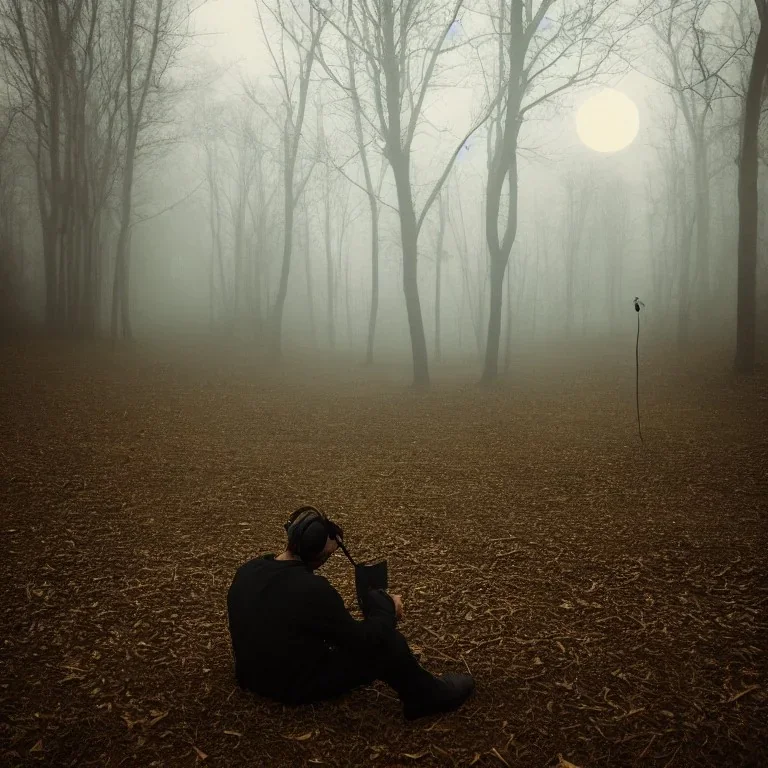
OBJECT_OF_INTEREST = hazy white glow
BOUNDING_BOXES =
[576,89,639,154]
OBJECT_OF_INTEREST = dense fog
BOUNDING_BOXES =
[1,0,766,379]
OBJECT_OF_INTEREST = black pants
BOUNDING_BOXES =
[283,629,439,706]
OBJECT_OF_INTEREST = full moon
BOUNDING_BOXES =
[575,89,640,153]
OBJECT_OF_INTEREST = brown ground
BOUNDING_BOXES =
[1,334,766,768]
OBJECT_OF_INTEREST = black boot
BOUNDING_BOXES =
[402,673,475,720]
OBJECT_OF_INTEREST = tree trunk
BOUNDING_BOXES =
[121,230,132,340]
[113,148,135,342]
[48,10,64,331]
[324,181,335,349]
[207,163,216,330]
[481,122,520,385]
[213,190,227,321]
[343,11,379,366]
[608,222,624,331]
[89,215,102,336]
[43,223,57,329]
[57,229,67,328]
[271,151,295,359]
[565,251,575,337]
[345,253,353,349]
[478,195,489,356]
[111,0,163,343]
[68,207,79,333]
[678,208,695,350]
[563,173,590,339]
[303,206,317,347]
[482,256,506,383]
[435,253,442,363]
[504,256,512,372]
[209,229,215,331]
[253,215,264,336]
[693,141,711,303]
[580,238,590,336]
[391,154,429,386]
[735,12,768,373]
[234,196,245,322]
[110,238,122,341]
[434,193,445,363]
[365,204,379,365]
[532,230,540,340]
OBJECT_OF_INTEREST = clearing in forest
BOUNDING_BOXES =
[1,337,766,767]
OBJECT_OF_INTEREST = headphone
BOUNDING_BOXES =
[283,505,344,562]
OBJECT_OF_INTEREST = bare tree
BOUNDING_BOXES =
[650,0,751,327]
[334,181,356,349]
[247,132,279,338]
[480,0,624,384]
[0,0,135,336]
[663,108,697,348]
[223,102,261,330]
[645,157,675,331]
[315,90,336,349]
[434,189,447,362]
[110,0,193,342]
[0,89,26,328]
[562,166,593,337]
[601,174,632,328]
[449,172,485,357]
[315,11,388,364]
[314,0,503,386]
[735,0,768,372]
[301,199,317,347]
[246,0,324,359]
[2,0,83,330]
[196,104,230,328]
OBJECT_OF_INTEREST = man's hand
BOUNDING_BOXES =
[390,594,404,621]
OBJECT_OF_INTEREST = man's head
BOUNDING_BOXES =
[284,506,342,570]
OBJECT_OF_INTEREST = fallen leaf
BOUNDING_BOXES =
[403,751,429,759]
[470,754,482,766]
[558,756,582,768]
[122,714,140,730]
[224,730,242,737]
[30,740,43,753]
[283,731,314,741]
[728,685,759,703]
[148,711,167,726]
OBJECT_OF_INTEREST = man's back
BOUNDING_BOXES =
[227,555,329,698]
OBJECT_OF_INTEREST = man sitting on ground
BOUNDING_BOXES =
[226,505,475,720]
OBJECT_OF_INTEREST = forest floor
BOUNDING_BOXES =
[1,333,766,768]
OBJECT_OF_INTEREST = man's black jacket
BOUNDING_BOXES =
[227,554,397,700]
